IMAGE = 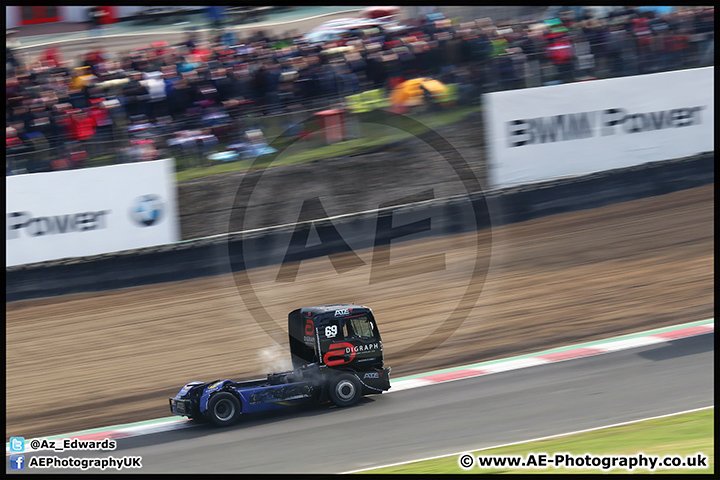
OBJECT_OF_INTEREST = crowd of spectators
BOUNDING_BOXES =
[6,6,714,175]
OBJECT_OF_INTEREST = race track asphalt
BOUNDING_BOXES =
[12,333,712,474]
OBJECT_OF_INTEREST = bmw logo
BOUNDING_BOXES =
[130,195,164,227]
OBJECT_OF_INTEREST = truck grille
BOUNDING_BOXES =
[169,398,189,415]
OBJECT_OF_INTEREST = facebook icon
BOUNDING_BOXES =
[10,454,25,470]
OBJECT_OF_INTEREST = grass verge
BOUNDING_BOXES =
[362,408,714,474]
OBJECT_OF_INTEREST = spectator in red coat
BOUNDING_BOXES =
[68,109,96,141]
[88,97,113,142]
[68,108,97,160]
[545,32,575,83]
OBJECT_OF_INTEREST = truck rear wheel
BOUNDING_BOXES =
[205,392,241,426]
[329,373,361,407]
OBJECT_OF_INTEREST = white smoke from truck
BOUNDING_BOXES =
[258,344,294,373]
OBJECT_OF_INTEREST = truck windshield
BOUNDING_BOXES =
[347,315,374,339]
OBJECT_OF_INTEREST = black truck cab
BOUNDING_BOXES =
[289,304,386,371]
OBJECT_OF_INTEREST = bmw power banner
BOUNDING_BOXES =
[485,66,714,188]
[6,159,180,267]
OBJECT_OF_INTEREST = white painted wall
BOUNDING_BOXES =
[6,6,20,29]
[59,6,89,23]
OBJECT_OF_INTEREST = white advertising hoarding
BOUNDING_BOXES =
[6,159,180,267]
[485,67,714,188]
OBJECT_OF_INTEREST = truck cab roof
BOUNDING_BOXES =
[298,304,368,318]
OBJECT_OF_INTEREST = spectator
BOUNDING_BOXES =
[24,103,53,171]
[583,18,609,77]
[122,71,149,118]
[490,30,509,59]
[442,30,463,73]
[383,52,403,92]
[545,32,574,83]
[83,47,108,76]
[50,103,73,148]
[68,109,97,158]
[664,24,686,70]
[26,101,53,142]
[572,23,595,79]
[88,97,114,142]
[171,77,193,119]
[516,24,542,87]
[211,67,234,103]
[497,49,520,89]
[162,67,180,117]
[336,64,359,96]
[632,13,654,73]
[142,71,167,121]
[264,61,282,109]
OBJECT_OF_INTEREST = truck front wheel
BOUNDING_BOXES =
[329,373,361,407]
[205,392,241,426]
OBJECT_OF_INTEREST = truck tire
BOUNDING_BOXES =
[329,373,361,407]
[205,392,241,426]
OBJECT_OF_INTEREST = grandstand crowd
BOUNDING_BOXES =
[6,6,714,174]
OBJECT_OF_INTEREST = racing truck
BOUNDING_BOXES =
[169,304,391,426]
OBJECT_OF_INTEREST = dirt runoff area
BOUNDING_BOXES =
[6,184,714,439]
